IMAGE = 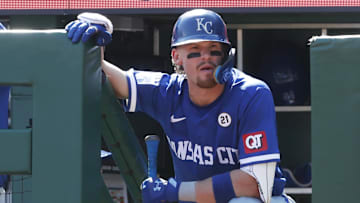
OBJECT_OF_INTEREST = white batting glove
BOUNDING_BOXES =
[65,12,113,46]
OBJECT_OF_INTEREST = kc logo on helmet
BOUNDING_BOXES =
[242,131,268,154]
[196,18,213,34]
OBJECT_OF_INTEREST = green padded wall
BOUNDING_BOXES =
[10,87,33,202]
[310,35,360,203]
[0,30,109,203]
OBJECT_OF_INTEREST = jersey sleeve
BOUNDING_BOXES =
[237,86,280,167]
[123,69,171,119]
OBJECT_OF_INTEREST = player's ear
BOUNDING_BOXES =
[171,48,182,66]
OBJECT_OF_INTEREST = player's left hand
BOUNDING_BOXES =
[141,177,180,203]
[65,12,113,46]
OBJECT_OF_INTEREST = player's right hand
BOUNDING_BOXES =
[141,177,179,203]
[65,12,113,46]
[272,167,287,196]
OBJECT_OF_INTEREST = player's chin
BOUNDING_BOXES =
[196,77,217,88]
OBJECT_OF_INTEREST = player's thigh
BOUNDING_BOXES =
[229,195,296,203]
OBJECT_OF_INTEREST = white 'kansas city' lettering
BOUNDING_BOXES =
[166,136,238,166]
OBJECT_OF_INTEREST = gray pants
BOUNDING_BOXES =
[229,194,296,203]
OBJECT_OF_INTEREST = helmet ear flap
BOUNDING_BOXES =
[221,44,232,64]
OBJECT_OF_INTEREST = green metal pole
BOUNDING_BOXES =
[101,79,147,203]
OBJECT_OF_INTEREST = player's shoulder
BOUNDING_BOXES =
[150,72,186,95]
[230,68,271,95]
[169,73,186,86]
[129,69,167,84]
[129,69,182,87]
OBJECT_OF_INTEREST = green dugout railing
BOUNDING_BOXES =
[0,30,146,203]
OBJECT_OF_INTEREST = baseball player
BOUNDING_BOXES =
[66,9,295,203]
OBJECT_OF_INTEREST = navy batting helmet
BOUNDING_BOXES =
[171,9,231,48]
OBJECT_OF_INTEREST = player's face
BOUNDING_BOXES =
[173,41,225,88]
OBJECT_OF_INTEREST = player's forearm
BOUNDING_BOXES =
[178,169,259,203]
[101,60,129,99]
[194,177,215,203]
[230,169,260,198]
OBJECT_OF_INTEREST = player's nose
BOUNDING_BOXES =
[200,50,212,61]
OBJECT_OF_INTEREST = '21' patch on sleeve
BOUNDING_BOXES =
[242,131,268,154]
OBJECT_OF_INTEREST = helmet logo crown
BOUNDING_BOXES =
[196,18,213,34]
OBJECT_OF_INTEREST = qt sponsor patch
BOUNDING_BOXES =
[242,131,268,154]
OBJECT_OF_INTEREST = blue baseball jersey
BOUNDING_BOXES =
[124,68,281,182]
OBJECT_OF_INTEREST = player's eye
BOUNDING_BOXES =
[187,52,201,58]
[210,51,222,56]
